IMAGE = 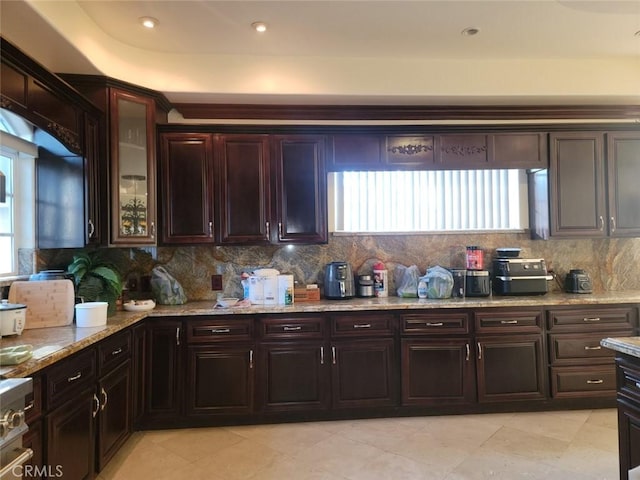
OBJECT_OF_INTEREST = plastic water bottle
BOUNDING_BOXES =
[417,279,428,299]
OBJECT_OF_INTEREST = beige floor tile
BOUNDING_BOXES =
[344,450,449,480]
[155,462,227,480]
[477,426,569,462]
[194,438,283,480]
[545,443,619,480]
[336,417,424,451]
[500,411,586,443]
[569,421,620,454]
[153,426,247,462]
[245,456,349,480]
[235,421,335,456]
[587,408,619,430]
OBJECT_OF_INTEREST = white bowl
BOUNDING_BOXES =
[123,300,156,312]
[217,297,239,308]
[75,302,108,327]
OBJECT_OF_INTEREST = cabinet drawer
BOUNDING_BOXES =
[550,365,616,398]
[98,329,132,375]
[547,306,637,331]
[617,358,640,404]
[260,316,325,339]
[402,312,470,335]
[475,309,543,334]
[187,317,254,343]
[549,332,631,365]
[46,348,96,410]
[331,314,395,337]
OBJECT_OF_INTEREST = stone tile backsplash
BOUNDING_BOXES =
[23,232,640,301]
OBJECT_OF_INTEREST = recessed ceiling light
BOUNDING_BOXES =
[461,27,480,36]
[252,21,267,33]
[140,17,158,29]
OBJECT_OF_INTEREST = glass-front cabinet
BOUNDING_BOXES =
[110,89,156,245]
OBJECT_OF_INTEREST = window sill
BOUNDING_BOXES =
[331,229,527,236]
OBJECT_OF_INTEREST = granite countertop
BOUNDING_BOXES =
[2,290,640,379]
[600,336,640,359]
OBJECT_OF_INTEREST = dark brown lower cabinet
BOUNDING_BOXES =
[186,345,255,416]
[146,320,183,419]
[616,356,640,480]
[259,342,329,412]
[22,419,44,479]
[476,334,546,402]
[401,338,476,406]
[131,322,146,427]
[97,360,131,471]
[46,386,96,480]
[331,339,396,408]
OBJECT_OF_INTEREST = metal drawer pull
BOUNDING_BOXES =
[67,372,82,383]
[92,393,100,418]
[176,327,181,346]
[584,346,602,351]
[477,342,482,360]
[583,317,601,322]
[332,346,337,365]
[320,347,325,365]
[265,221,270,240]
[249,350,254,369]
[586,379,604,385]
[283,326,302,331]
[500,320,518,324]
[610,216,616,233]
[212,328,231,334]
[0,448,33,478]
[100,387,108,411]
[23,401,34,412]
[426,322,444,327]
[465,343,470,362]
[599,215,604,231]
[635,382,640,389]
[209,221,213,237]
[353,323,371,329]
[111,347,123,356]
[88,219,95,238]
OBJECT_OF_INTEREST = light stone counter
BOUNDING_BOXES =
[601,336,640,359]
[2,291,640,379]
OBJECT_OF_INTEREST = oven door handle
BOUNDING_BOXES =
[0,447,34,479]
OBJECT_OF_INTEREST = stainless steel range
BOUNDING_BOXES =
[0,378,33,480]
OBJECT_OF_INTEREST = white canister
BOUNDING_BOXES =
[277,275,294,305]
[75,302,108,327]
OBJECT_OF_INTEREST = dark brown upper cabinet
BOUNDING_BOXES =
[217,134,327,245]
[385,135,435,168]
[437,134,489,168]
[329,134,382,171]
[491,132,547,168]
[530,131,640,239]
[159,133,215,244]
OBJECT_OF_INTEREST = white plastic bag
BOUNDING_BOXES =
[424,266,454,299]
[395,265,421,297]
[150,266,187,305]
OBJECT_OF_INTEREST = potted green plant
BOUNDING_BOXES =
[68,250,124,315]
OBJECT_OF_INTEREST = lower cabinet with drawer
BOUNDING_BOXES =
[547,305,637,400]
[400,310,475,406]
[615,355,640,480]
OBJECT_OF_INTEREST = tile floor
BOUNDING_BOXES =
[98,408,619,480]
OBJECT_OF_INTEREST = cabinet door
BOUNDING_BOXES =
[331,339,396,408]
[159,133,214,244]
[217,134,271,244]
[259,342,329,412]
[23,419,44,479]
[97,360,132,472]
[491,133,547,168]
[186,345,254,416]
[476,334,546,402]
[46,386,96,480]
[607,132,640,237]
[110,89,157,245]
[131,323,146,428]
[272,135,328,244]
[617,400,640,478]
[401,339,475,406]
[145,320,182,419]
[84,113,107,246]
[437,134,489,169]
[549,132,606,237]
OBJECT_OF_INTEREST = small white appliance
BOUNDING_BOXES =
[248,268,280,305]
[0,300,26,337]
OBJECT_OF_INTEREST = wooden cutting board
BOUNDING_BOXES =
[8,280,75,329]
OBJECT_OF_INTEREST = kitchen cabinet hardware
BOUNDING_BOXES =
[477,342,482,360]
[92,393,100,418]
[209,221,213,237]
[249,350,254,369]
[67,372,82,383]
[610,216,616,233]
[501,320,518,324]
[636,382,640,390]
[583,317,601,322]
[88,219,95,238]
[100,387,108,411]
[283,326,302,331]
[466,343,470,361]
[111,348,122,356]
[353,323,371,329]
[265,222,271,240]
[425,322,444,327]
[23,401,34,412]
[320,346,325,365]
[332,346,337,365]
[584,345,602,350]
[586,379,604,384]
[278,222,283,239]
[175,327,180,345]
[211,328,231,334]
[599,216,604,231]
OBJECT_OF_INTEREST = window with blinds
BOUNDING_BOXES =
[331,169,527,233]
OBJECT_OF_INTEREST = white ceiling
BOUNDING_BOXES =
[1,0,639,107]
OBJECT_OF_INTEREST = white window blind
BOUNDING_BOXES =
[332,169,524,233]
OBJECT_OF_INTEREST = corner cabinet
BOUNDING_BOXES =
[216,133,327,245]
[607,132,640,237]
[159,133,215,244]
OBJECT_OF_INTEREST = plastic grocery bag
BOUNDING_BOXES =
[150,266,187,305]
[424,266,454,299]
[395,264,421,297]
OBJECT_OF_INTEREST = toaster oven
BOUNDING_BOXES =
[492,258,553,295]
